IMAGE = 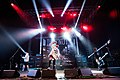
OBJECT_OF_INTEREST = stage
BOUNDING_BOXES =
[0,68,120,80]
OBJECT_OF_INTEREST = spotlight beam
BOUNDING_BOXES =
[32,0,44,55]
[74,0,86,28]
[40,0,54,17]
[61,0,73,17]
[32,0,42,28]
[50,32,56,42]
[1,27,26,53]
[72,28,93,54]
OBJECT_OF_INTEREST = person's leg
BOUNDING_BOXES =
[48,60,51,69]
[53,59,55,69]
[22,64,25,71]
[26,65,29,71]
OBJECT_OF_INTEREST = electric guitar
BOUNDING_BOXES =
[96,52,108,66]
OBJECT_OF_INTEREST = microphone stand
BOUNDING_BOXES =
[9,48,20,70]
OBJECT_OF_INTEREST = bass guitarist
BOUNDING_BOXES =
[93,47,105,71]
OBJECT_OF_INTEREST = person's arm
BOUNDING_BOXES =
[22,52,28,59]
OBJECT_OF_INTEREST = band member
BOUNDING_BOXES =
[22,52,29,71]
[48,41,60,69]
[93,47,105,71]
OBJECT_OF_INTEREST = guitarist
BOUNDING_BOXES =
[48,41,60,69]
[93,47,105,71]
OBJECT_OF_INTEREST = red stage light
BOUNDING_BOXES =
[81,24,93,32]
[67,12,77,17]
[39,13,51,18]
[61,27,67,31]
[48,26,56,32]
[61,26,72,34]
[96,5,101,10]
[110,10,118,19]
[11,3,14,6]
[40,14,46,18]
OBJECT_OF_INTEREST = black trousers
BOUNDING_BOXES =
[48,59,55,69]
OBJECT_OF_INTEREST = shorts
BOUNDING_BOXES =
[23,62,29,65]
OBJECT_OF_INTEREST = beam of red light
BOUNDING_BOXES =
[11,3,25,17]
[11,3,34,26]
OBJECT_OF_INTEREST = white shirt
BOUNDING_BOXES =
[22,52,29,62]
[48,47,61,60]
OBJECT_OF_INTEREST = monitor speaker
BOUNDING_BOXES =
[64,69,78,78]
[42,69,56,78]
[78,68,93,76]
[27,69,41,78]
[103,67,120,76]
[0,70,20,78]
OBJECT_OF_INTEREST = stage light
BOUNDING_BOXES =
[81,24,93,32]
[50,27,56,31]
[61,27,67,31]
[97,5,101,10]
[74,0,86,28]
[110,10,118,19]
[40,14,46,18]
[62,32,71,42]
[61,0,73,17]
[72,13,76,17]
[11,2,34,27]
[39,13,51,18]
[61,26,71,32]
[48,26,56,32]
[32,0,42,28]
[68,12,77,17]
[98,5,101,8]
[82,25,88,31]
[11,3,14,6]
[50,32,56,42]
[39,0,54,17]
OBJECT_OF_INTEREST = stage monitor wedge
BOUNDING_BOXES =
[0,70,20,78]
[78,68,93,76]
[27,69,41,78]
[103,67,120,76]
[64,69,78,78]
[42,69,56,78]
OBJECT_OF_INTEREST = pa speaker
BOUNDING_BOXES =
[64,69,78,78]
[78,68,93,76]
[0,70,20,78]
[42,69,56,78]
[103,67,120,76]
[27,69,41,78]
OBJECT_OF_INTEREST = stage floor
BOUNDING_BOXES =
[0,68,120,80]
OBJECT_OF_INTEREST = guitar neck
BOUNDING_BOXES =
[101,52,108,60]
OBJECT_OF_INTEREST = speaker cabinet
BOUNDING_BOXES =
[42,69,56,78]
[103,67,120,76]
[27,69,41,78]
[78,68,93,76]
[64,69,78,78]
[0,70,20,78]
